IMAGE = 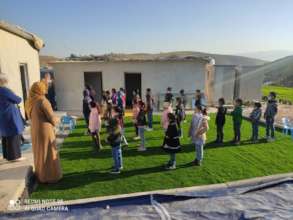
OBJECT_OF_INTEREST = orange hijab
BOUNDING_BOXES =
[25,81,47,118]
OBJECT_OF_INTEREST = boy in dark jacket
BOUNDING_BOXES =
[137,101,147,151]
[250,102,262,143]
[264,92,278,142]
[231,98,243,145]
[163,113,181,170]
[215,98,227,143]
[107,118,122,174]
[175,97,184,137]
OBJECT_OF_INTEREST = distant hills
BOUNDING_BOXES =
[237,50,293,62]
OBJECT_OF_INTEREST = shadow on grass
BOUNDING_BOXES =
[205,138,268,149]
[38,162,195,190]
[60,141,195,161]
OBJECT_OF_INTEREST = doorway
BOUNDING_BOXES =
[84,72,103,102]
[124,73,141,107]
[19,63,29,103]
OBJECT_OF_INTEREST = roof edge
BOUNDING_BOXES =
[0,20,44,50]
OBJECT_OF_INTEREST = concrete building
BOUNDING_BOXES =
[0,21,44,113]
[51,54,265,112]
[51,56,215,111]
[214,65,264,103]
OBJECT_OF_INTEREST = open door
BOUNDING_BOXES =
[84,72,103,102]
[19,63,29,103]
[124,73,141,107]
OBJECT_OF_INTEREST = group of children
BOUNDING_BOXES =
[83,85,279,174]
[215,91,278,146]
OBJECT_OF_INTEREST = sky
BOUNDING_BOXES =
[1,0,293,57]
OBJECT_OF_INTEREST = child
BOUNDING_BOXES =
[162,113,181,170]
[112,106,128,148]
[82,90,92,134]
[215,98,227,143]
[179,89,187,121]
[164,87,174,104]
[145,88,155,130]
[175,97,184,137]
[104,90,112,126]
[231,98,243,145]
[249,102,262,143]
[161,102,173,131]
[132,98,140,140]
[107,118,123,174]
[89,102,102,151]
[136,101,147,151]
[264,92,278,142]
[188,105,209,166]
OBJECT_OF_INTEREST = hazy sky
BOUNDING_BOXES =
[1,0,293,57]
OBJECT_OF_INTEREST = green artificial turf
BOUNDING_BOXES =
[31,114,293,200]
[262,85,293,102]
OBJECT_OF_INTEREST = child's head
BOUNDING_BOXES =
[112,106,122,116]
[234,98,243,107]
[146,88,151,93]
[254,102,262,109]
[167,87,172,92]
[218,98,225,106]
[83,90,89,98]
[195,105,208,115]
[138,100,145,109]
[106,90,110,96]
[167,113,176,122]
[90,101,97,109]
[180,89,184,95]
[112,88,116,94]
[269,91,277,100]
[163,102,170,110]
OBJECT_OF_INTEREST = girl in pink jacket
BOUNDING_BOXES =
[161,102,173,131]
[89,102,102,151]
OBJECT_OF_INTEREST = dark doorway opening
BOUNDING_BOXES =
[19,64,29,103]
[84,72,103,102]
[125,73,141,107]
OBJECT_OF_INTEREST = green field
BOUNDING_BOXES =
[262,85,293,102]
[31,115,293,200]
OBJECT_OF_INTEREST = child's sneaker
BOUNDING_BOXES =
[137,146,146,151]
[193,159,202,166]
[146,127,153,131]
[165,164,176,170]
[133,136,140,140]
[110,169,121,174]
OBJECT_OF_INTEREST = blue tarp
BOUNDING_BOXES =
[1,178,293,219]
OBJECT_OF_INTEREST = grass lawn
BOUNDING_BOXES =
[31,114,293,200]
[262,85,293,102]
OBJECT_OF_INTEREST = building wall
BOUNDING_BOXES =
[239,66,264,102]
[214,65,264,104]
[52,60,207,111]
[0,29,40,113]
[214,65,236,103]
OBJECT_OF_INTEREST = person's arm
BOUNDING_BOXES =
[41,99,58,126]
[5,88,22,104]
[196,119,208,136]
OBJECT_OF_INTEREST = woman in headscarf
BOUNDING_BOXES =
[0,73,25,161]
[25,81,62,183]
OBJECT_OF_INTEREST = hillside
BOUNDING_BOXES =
[262,56,293,86]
